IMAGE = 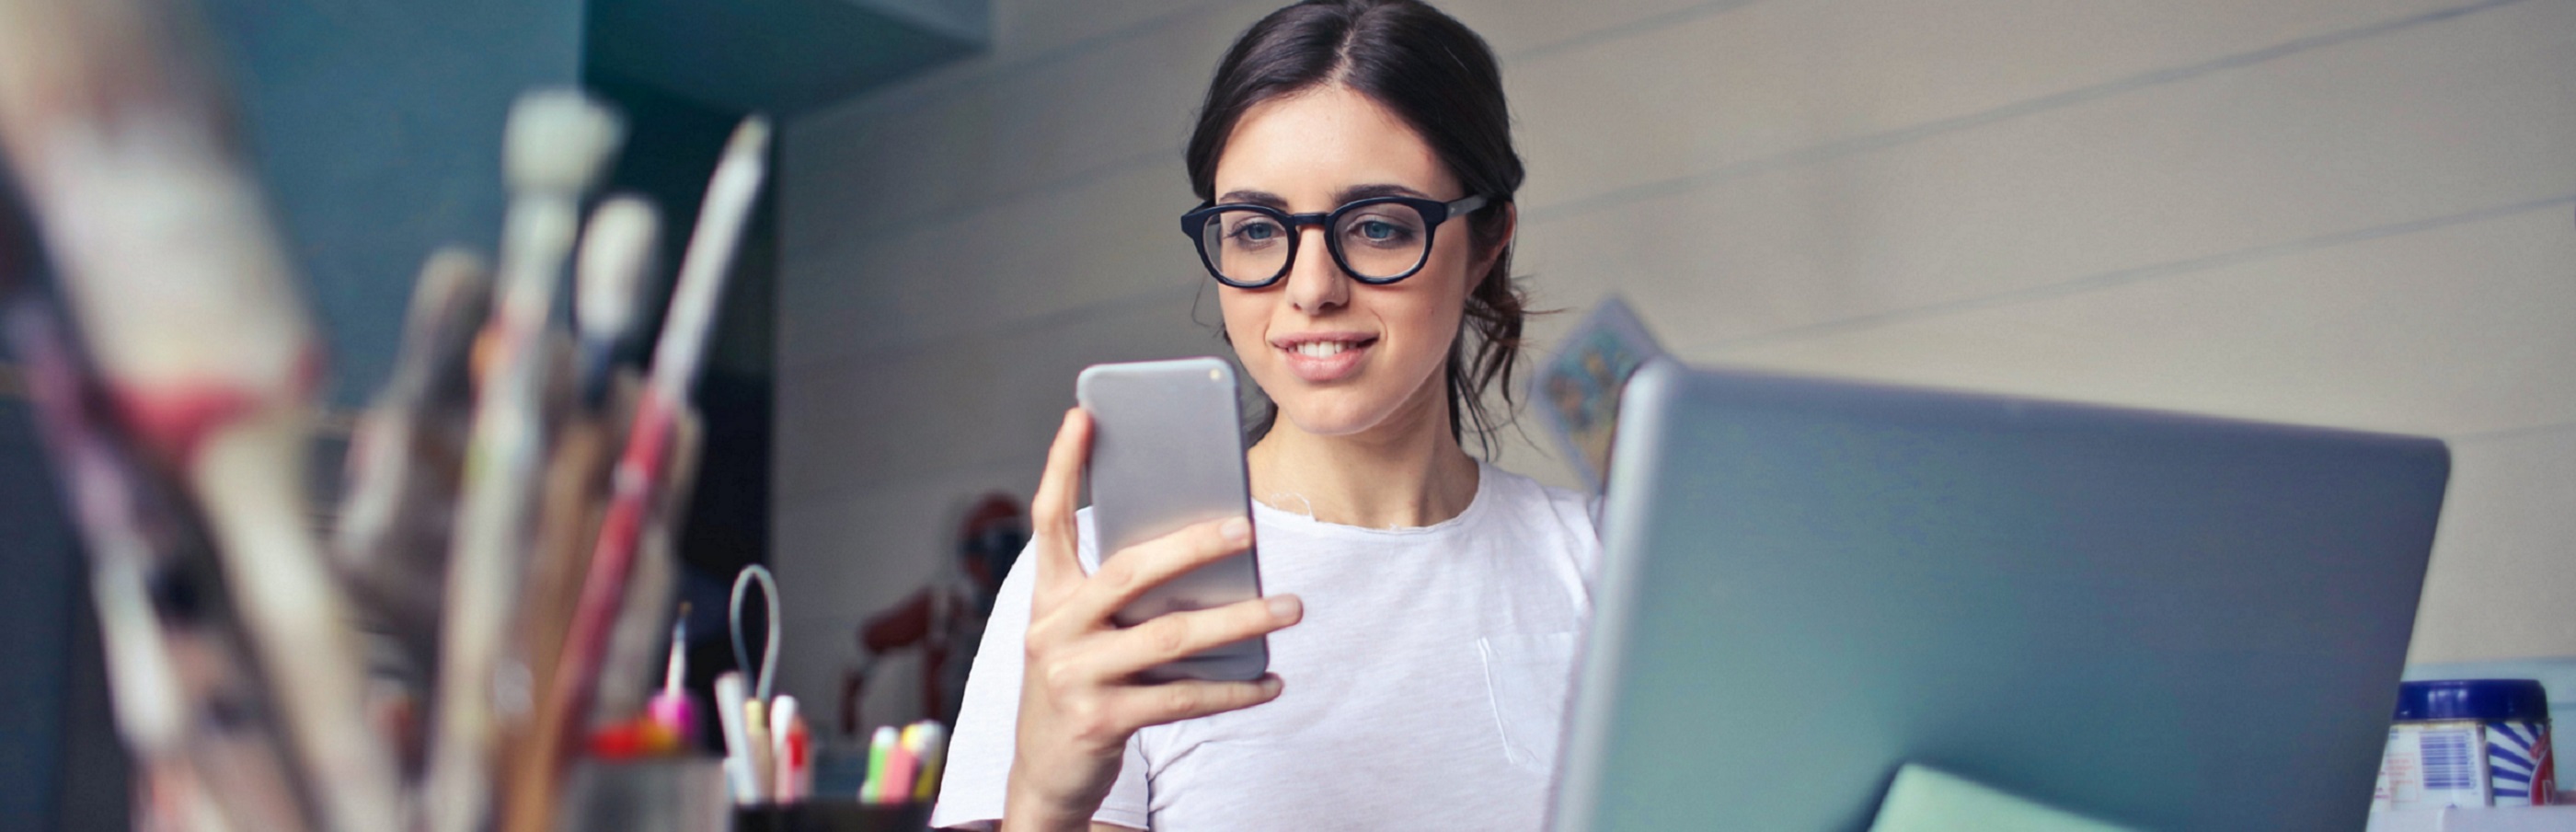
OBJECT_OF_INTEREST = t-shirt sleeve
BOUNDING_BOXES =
[928,512,1154,830]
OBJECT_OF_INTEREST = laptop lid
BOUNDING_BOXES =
[1550,361,2449,830]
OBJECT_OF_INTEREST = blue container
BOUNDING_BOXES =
[2397,679,2552,723]
[2375,679,2556,810]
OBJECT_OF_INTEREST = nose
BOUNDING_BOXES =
[1282,225,1349,314]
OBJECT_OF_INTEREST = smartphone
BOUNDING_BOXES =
[1075,356,1269,683]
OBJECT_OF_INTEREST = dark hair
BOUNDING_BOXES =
[1187,0,1533,454]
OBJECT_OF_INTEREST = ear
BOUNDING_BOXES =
[1468,201,1518,291]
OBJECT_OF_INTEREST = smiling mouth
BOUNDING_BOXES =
[1289,340,1372,357]
[1273,335,1378,382]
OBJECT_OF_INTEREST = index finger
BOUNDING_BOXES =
[1028,407,1092,608]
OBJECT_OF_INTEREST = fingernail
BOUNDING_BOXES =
[1221,517,1250,544]
[1261,676,1283,695]
[1267,595,1301,620]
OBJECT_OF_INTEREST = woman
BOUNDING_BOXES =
[931,2,1597,829]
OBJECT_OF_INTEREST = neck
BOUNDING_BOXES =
[1247,378,1482,529]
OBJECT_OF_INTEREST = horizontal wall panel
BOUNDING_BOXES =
[1442,0,1736,56]
[1513,0,2576,351]
[1510,0,2469,212]
[2410,424,2576,664]
[783,3,1264,250]
[1696,202,2576,436]
[776,287,1225,500]
[993,0,1208,62]
[778,160,1196,370]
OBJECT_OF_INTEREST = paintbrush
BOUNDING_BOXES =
[333,248,491,682]
[490,391,618,832]
[420,88,624,832]
[488,193,659,832]
[0,1,404,828]
[592,405,701,725]
[575,195,656,409]
[522,193,657,694]
[536,113,769,782]
[497,399,698,832]
[7,299,316,832]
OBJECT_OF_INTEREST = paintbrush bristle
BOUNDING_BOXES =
[722,115,773,164]
[503,89,625,195]
[576,195,656,342]
[407,248,491,341]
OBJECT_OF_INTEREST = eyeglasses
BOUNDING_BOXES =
[1180,194,1490,288]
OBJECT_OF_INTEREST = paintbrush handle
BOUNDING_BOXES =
[540,387,678,740]
[0,3,401,829]
[500,392,686,832]
[8,302,316,832]
[644,118,768,398]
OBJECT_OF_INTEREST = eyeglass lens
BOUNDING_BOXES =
[1197,202,1433,283]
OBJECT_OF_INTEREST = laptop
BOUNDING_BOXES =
[1548,361,2450,831]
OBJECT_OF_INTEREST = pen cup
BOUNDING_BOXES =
[731,800,934,832]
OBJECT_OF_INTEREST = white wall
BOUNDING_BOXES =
[775,0,2576,729]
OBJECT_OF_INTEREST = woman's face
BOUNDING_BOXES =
[1212,84,1493,440]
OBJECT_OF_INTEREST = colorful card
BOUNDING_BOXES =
[1532,295,1663,493]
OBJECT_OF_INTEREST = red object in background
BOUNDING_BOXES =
[585,715,682,760]
[839,493,1028,735]
[586,723,644,760]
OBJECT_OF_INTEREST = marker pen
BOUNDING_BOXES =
[879,724,919,805]
[860,725,898,803]
[646,604,693,747]
[769,695,806,803]
[712,672,759,804]
[910,722,950,803]
[743,698,774,801]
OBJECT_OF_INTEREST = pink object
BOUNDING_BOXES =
[877,741,917,804]
[647,690,694,741]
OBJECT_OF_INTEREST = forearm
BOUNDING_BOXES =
[998,775,1115,832]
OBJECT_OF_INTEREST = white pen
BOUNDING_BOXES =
[770,695,802,804]
[712,671,760,804]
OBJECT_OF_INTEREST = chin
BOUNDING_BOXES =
[1271,397,1381,437]
[1267,377,1436,438]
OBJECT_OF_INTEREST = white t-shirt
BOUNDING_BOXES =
[929,463,1600,830]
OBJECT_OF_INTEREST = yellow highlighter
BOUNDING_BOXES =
[910,722,951,802]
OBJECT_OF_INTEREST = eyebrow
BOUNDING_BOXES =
[1215,182,1434,210]
[1336,183,1432,203]
[1216,189,1289,209]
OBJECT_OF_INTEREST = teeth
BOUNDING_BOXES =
[1294,341,1351,357]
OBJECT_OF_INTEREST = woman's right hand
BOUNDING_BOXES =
[1001,409,1303,832]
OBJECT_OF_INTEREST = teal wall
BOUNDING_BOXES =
[196,0,589,406]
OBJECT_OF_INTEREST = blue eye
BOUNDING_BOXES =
[1230,219,1284,245]
[1344,215,1418,248]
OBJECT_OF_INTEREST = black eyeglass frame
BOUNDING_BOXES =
[1179,193,1491,288]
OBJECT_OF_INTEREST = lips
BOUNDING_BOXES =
[1271,331,1377,383]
